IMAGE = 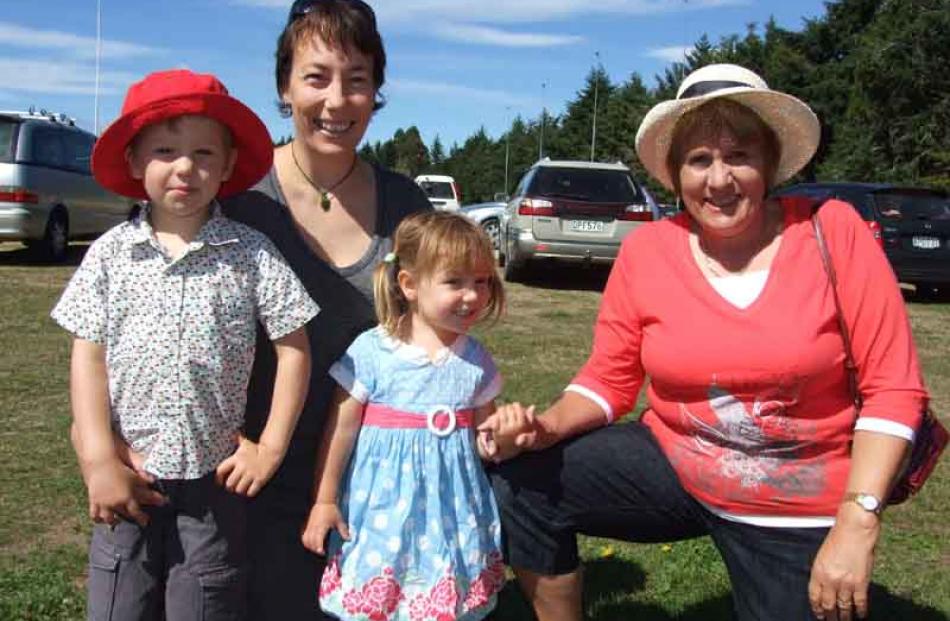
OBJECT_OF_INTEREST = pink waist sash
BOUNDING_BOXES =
[362,404,474,436]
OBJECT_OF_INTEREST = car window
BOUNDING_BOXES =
[529,168,639,203]
[513,170,533,197]
[832,189,874,219]
[779,185,833,201]
[63,131,94,174]
[871,190,950,222]
[26,125,66,168]
[0,120,15,163]
[419,181,455,200]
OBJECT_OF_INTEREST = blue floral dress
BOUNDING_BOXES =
[320,327,505,621]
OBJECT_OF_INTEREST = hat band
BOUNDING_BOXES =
[679,79,753,100]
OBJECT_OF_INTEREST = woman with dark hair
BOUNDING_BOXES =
[222,1,430,618]
[488,64,928,621]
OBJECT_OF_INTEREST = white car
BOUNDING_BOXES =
[460,200,506,256]
[415,174,461,211]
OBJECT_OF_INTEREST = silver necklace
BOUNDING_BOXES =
[695,214,774,277]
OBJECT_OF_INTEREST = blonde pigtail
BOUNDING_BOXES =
[373,252,406,337]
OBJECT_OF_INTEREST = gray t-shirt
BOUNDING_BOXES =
[221,163,431,498]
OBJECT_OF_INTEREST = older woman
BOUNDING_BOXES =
[489,64,927,621]
[222,1,430,618]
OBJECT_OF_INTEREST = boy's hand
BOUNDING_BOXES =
[112,433,153,483]
[215,436,284,497]
[301,502,350,555]
[85,458,165,527]
[478,403,538,462]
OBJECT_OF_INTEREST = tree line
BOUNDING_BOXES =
[361,0,948,203]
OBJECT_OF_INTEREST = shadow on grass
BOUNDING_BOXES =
[902,285,950,305]
[512,262,612,293]
[489,558,948,620]
[0,243,89,267]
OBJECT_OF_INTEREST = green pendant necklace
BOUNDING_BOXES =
[290,142,359,211]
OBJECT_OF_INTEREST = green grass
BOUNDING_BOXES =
[1,246,947,619]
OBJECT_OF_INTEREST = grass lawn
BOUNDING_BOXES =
[1,244,947,620]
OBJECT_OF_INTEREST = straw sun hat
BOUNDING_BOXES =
[635,64,821,191]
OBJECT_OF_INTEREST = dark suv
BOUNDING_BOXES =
[500,159,658,281]
[773,182,950,293]
[0,109,131,261]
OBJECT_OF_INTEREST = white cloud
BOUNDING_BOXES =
[377,0,748,24]
[434,23,583,47]
[234,0,749,25]
[0,22,163,60]
[0,59,139,96]
[389,78,537,107]
[645,45,694,62]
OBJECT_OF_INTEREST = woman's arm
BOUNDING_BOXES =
[479,392,608,458]
[532,391,610,451]
[809,431,909,621]
[216,327,311,497]
[301,386,363,555]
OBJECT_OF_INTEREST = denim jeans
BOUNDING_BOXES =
[489,421,829,621]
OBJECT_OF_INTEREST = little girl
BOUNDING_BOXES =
[302,211,528,621]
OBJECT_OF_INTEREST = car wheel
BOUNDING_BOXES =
[41,210,69,263]
[503,238,528,283]
[481,219,501,258]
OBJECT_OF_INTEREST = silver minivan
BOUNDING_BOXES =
[500,159,658,281]
[0,110,132,261]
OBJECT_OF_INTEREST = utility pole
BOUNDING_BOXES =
[504,105,512,196]
[94,0,102,134]
[590,51,600,162]
[538,81,547,160]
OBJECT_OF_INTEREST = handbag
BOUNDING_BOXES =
[812,209,948,505]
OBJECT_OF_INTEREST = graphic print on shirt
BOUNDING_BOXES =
[678,378,824,498]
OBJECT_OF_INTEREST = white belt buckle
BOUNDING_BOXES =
[426,405,457,437]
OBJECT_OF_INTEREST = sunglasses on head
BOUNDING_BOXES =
[289,0,376,24]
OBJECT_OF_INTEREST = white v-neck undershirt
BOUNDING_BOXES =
[706,270,770,309]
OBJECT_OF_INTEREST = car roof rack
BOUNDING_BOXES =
[532,158,630,171]
[0,107,77,127]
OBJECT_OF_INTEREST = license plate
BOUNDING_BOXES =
[566,220,605,233]
[912,236,940,250]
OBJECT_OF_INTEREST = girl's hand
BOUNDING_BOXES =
[301,502,350,555]
[478,403,538,462]
[215,436,284,497]
[808,503,880,620]
[86,458,165,527]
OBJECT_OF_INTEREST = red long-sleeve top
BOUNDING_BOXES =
[569,198,927,522]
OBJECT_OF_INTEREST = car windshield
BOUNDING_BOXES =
[0,121,15,163]
[419,181,455,200]
[530,168,638,203]
[872,190,950,222]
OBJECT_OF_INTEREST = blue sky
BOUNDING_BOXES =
[0,0,829,150]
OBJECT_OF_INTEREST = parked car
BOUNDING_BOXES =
[459,199,506,255]
[499,158,659,281]
[0,109,132,261]
[772,182,950,294]
[657,201,680,219]
[415,174,461,211]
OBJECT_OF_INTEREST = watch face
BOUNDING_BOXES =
[857,494,880,512]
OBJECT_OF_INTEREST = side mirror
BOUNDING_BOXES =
[494,192,510,203]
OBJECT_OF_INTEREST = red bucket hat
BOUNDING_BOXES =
[92,69,274,199]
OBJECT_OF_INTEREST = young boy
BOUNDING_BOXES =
[51,69,318,620]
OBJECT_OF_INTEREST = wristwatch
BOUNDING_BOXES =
[842,492,883,515]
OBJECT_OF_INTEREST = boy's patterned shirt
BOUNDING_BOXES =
[51,205,319,479]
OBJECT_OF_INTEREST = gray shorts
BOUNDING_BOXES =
[86,474,246,621]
